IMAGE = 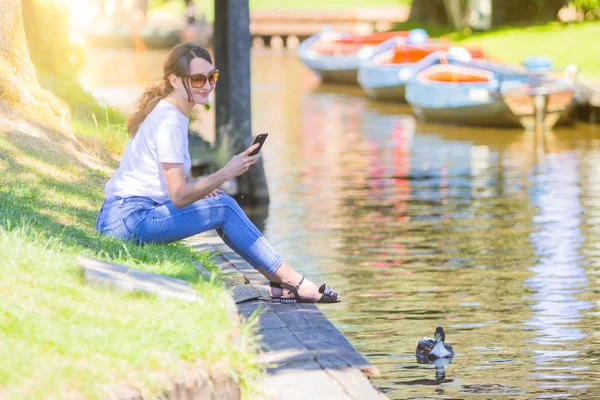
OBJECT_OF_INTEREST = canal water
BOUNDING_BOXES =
[81,47,600,399]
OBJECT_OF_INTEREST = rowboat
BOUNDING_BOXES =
[502,58,577,131]
[297,28,408,84]
[405,51,576,129]
[358,31,484,102]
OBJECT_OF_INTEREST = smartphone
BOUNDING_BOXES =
[248,133,268,156]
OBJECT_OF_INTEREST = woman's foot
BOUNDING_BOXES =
[262,261,339,303]
[270,285,283,299]
[270,277,339,303]
[270,278,319,301]
[284,276,321,301]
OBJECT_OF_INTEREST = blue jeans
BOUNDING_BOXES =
[95,194,283,274]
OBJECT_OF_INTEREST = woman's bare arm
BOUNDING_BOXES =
[161,143,260,208]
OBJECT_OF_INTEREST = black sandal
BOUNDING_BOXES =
[269,277,340,303]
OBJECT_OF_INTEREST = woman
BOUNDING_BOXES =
[95,42,339,304]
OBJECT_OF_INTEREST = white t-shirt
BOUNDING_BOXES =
[105,99,191,203]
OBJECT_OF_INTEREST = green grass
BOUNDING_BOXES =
[70,109,130,161]
[391,20,600,80]
[0,117,263,399]
[457,21,600,79]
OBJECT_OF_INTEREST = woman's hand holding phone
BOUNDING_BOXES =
[248,133,268,156]
[222,133,268,179]
[223,145,260,179]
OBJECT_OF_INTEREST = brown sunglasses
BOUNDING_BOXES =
[186,69,219,88]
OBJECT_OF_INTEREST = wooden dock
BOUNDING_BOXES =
[576,75,600,123]
[250,7,410,46]
[77,6,410,49]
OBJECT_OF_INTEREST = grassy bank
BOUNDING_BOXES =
[392,20,600,80]
[458,21,600,80]
[0,113,262,399]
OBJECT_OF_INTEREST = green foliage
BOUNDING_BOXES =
[572,0,600,18]
[38,72,125,124]
[21,0,84,79]
[573,0,600,12]
[21,0,125,125]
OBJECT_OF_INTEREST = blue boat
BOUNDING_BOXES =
[405,50,576,129]
[358,30,485,102]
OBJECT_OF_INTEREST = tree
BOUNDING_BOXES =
[0,0,71,135]
[491,0,566,26]
[408,0,450,26]
[444,0,465,30]
[408,0,567,28]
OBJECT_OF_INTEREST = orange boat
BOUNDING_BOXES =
[297,28,409,84]
[358,33,484,102]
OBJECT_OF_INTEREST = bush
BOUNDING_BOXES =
[571,0,600,19]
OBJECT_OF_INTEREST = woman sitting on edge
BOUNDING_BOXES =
[95,41,339,304]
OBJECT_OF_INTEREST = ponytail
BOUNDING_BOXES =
[126,80,172,137]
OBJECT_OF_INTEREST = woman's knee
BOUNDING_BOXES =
[217,195,254,229]
[193,195,242,230]
[218,194,241,211]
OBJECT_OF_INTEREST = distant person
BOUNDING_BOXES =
[181,0,207,42]
[184,0,196,25]
[95,42,340,304]
[136,0,148,23]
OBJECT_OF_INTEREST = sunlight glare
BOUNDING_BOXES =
[59,0,94,27]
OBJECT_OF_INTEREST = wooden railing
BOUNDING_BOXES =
[249,7,410,44]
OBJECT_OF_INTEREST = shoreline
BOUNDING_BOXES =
[187,231,388,400]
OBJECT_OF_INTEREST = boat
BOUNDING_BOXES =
[297,27,409,84]
[502,58,577,131]
[405,50,576,129]
[358,30,484,102]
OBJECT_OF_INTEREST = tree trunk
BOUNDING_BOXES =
[408,0,468,30]
[444,0,464,29]
[408,0,450,25]
[0,0,71,135]
[491,0,566,26]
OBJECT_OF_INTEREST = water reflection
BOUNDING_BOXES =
[414,356,453,381]
[80,47,600,399]
[526,150,593,396]
[260,74,542,398]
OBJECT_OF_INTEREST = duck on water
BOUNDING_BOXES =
[416,327,454,360]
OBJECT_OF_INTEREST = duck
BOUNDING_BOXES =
[415,326,454,359]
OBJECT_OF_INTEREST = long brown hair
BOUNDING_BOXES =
[126,42,213,136]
